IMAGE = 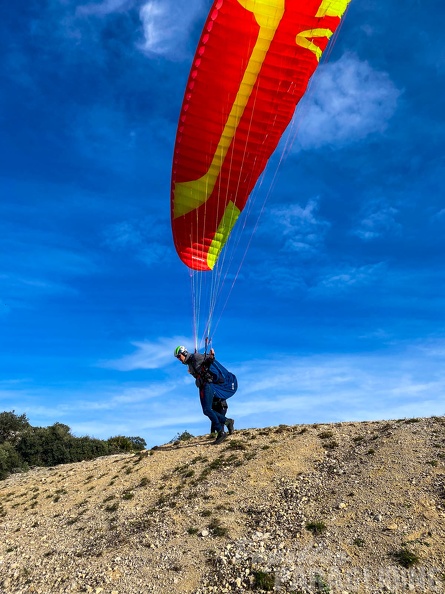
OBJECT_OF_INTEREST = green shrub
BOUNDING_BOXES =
[306,521,327,535]
[393,548,419,568]
[170,430,194,443]
[127,436,147,451]
[107,436,134,452]
[187,526,199,535]
[0,411,30,444]
[252,570,275,591]
[224,440,247,451]
[315,573,330,593]
[105,502,119,513]
[208,518,228,537]
[0,409,147,481]
[0,442,26,479]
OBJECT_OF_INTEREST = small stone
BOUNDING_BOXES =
[201,529,209,537]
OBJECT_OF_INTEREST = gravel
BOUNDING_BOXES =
[1,417,444,593]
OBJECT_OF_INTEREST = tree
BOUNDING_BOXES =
[128,436,147,451]
[0,442,26,479]
[0,410,148,481]
[107,436,135,452]
[0,411,30,444]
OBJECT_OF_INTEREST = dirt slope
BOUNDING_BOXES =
[1,417,444,594]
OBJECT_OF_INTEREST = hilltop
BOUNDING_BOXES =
[1,417,444,593]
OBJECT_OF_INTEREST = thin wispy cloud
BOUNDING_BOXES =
[68,383,175,411]
[99,336,191,370]
[313,262,386,294]
[235,344,445,423]
[353,197,401,240]
[268,198,330,254]
[77,0,133,17]
[9,339,445,445]
[246,263,307,295]
[294,52,401,149]
[104,221,146,251]
[103,217,171,267]
[0,242,96,305]
[138,0,205,58]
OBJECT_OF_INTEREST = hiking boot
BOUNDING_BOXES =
[213,430,227,445]
[225,418,235,435]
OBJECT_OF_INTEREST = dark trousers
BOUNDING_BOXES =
[200,383,226,433]
[211,397,228,433]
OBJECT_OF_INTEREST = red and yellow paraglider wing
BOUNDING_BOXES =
[171,0,351,271]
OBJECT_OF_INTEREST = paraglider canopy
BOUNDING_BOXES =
[171,0,351,271]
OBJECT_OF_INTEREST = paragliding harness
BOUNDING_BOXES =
[207,359,238,399]
[195,342,238,401]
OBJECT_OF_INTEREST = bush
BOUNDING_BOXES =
[393,548,419,568]
[0,411,30,444]
[0,442,26,479]
[16,426,110,467]
[306,521,327,535]
[0,409,148,481]
[170,430,194,443]
[252,570,275,591]
[107,435,146,452]
[128,436,147,451]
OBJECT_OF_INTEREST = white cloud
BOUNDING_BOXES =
[104,221,145,251]
[76,0,132,17]
[269,198,330,253]
[4,338,445,447]
[99,336,192,370]
[233,343,445,426]
[72,384,174,410]
[103,218,171,267]
[293,52,402,149]
[138,0,206,58]
[313,262,386,293]
[353,197,401,240]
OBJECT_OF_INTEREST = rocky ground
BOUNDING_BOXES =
[0,416,444,594]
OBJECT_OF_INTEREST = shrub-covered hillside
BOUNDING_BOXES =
[0,410,146,480]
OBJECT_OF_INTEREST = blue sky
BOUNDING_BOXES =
[1,0,444,448]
